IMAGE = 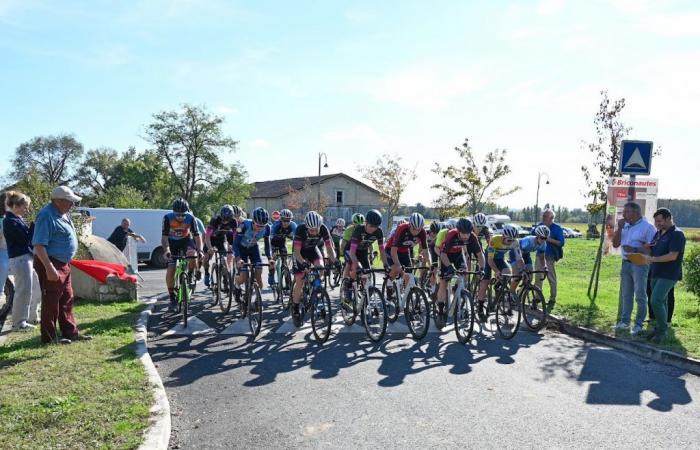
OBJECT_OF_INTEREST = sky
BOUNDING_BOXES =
[1,0,699,209]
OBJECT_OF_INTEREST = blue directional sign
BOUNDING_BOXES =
[619,140,653,175]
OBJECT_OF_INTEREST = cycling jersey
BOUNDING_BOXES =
[518,236,546,255]
[486,235,519,259]
[293,223,332,253]
[207,216,237,239]
[331,226,345,244]
[385,223,427,253]
[233,219,271,258]
[270,220,297,247]
[436,229,481,256]
[162,212,199,240]
[350,225,384,253]
[341,224,356,242]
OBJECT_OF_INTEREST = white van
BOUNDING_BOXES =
[76,207,172,267]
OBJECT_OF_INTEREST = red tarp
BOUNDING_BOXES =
[70,260,137,284]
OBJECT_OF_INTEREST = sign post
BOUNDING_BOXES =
[619,140,653,201]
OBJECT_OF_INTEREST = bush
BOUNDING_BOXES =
[684,245,700,300]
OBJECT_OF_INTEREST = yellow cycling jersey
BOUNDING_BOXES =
[486,235,519,257]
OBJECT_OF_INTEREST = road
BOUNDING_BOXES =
[141,268,700,449]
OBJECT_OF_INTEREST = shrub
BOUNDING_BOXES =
[684,245,700,301]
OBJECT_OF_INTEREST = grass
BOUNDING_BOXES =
[0,298,151,450]
[545,239,700,359]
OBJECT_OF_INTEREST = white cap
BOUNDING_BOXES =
[51,186,82,202]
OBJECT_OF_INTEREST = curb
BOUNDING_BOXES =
[136,293,171,450]
[548,314,700,376]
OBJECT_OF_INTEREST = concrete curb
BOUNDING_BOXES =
[548,314,700,376]
[136,293,171,450]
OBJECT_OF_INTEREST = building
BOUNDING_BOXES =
[246,173,385,225]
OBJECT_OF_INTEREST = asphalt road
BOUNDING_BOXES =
[141,268,700,449]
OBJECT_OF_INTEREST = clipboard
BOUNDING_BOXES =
[627,253,648,266]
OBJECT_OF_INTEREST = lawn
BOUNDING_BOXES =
[0,299,151,450]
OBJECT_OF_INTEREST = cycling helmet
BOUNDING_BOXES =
[534,224,550,238]
[231,205,242,217]
[280,208,293,220]
[502,224,518,239]
[446,218,458,229]
[172,198,189,213]
[456,218,473,233]
[351,213,365,225]
[365,209,382,226]
[220,204,234,219]
[429,221,444,234]
[252,207,269,225]
[409,213,424,229]
[473,212,487,227]
[335,218,346,227]
[401,219,409,225]
[305,211,323,229]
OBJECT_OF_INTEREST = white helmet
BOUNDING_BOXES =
[502,224,518,239]
[473,213,487,227]
[409,212,424,229]
[335,218,346,227]
[304,211,323,229]
[280,209,293,220]
[446,218,458,230]
[534,224,550,238]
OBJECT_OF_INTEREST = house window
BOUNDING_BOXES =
[336,190,344,204]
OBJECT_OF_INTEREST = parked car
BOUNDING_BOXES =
[490,222,530,238]
[562,227,583,238]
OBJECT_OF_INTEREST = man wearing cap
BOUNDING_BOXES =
[32,186,92,345]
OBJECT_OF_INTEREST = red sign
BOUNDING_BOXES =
[271,210,281,221]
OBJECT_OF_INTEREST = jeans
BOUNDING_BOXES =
[650,278,677,335]
[647,271,674,322]
[619,260,649,327]
[535,255,558,301]
[9,253,39,328]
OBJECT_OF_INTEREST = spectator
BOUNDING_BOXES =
[32,186,92,345]
[647,270,674,324]
[612,202,657,335]
[0,193,10,323]
[642,208,686,343]
[107,218,146,252]
[3,191,40,330]
[534,209,565,311]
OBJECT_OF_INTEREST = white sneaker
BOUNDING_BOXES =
[631,324,644,336]
[613,322,629,331]
[13,321,36,332]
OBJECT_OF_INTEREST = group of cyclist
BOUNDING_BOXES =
[161,196,552,330]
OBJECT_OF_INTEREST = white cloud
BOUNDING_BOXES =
[251,138,270,148]
[537,0,565,16]
[361,66,486,110]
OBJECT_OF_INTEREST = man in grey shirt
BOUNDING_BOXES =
[612,202,657,335]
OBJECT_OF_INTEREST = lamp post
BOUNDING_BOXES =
[318,152,329,207]
[534,172,550,223]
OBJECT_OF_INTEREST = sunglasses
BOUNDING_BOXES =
[281,219,291,223]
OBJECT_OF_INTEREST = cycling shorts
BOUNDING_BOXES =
[439,251,465,278]
[484,257,509,279]
[385,250,412,273]
[292,248,322,274]
[238,245,262,272]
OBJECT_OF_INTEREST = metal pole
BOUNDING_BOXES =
[627,175,636,202]
[317,153,321,207]
[534,173,541,223]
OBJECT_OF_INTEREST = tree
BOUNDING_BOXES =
[12,170,54,220]
[193,163,253,219]
[286,179,329,217]
[11,134,84,184]
[143,104,238,203]
[74,147,120,197]
[96,184,149,209]
[432,138,520,216]
[431,191,462,221]
[358,154,416,227]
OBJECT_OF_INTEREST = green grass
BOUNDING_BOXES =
[547,239,700,358]
[0,299,151,450]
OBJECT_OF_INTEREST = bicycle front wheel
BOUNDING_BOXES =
[248,283,263,337]
[455,290,475,344]
[406,287,430,340]
[496,290,521,340]
[339,280,357,326]
[383,278,399,323]
[522,285,547,331]
[219,269,232,315]
[361,286,387,343]
[210,265,220,307]
[311,288,332,343]
[179,271,189,328]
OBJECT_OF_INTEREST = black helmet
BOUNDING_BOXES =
[172,198,189,213]
[429,221,443,234]
[456,218,473,233]
[365,209,382,226]
[252,207,269,225]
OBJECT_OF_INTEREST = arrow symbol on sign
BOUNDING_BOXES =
[624,147,647,169]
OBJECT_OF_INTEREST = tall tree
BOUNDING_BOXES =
[193,163,253,219]
[286,179,329,217]
[358,154,416,227]
[431,192,462,221]
[432,138,520,216]
[11,134,84,184]
[143,104,238,203]
[74,147,120,197]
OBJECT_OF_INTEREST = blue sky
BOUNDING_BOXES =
[1,0,698,209]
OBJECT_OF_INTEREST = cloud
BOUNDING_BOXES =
[251,138,270,148]
[361,66,486,110]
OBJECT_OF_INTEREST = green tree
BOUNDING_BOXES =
[358,154,416,227]
[11,134,84,184]
[96,184,149,209]
[143,104,238,203]
[74,147,120,198]
[12,170,54,220]
[192,163,253,219]
[432,191,462,221]
[432,138,520,216]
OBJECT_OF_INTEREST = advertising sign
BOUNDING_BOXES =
[603,177,658,256]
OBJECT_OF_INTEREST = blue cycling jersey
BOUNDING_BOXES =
[519,236,547,254]
[270,220,297,246]
[233,219,271,258]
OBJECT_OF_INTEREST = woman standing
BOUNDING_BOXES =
[2,191,38,331]
[0,193,9,323]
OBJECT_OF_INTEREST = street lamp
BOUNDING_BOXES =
[534,172,550,223]
[318,152,329,207]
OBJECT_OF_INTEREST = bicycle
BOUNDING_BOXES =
[430,268,477,343]
[295,267,333,343]
[172,254,197,328]
[381,266,430,340]
[484,274,521,340]
[0,278,15,322]
[271,249,293,307]
[322,257,342,290]
[515,269,549,331]
[210,248,234,315]
[340,268,388,342]
[237,262,267,338]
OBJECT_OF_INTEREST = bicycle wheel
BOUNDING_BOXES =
[331,266,342,289]
[281,266,292,310]
[339,280,357,326]
[361,286,387,343]
[210,265,220,306]
[248,283,263,337]
[0,279,15,319]
[179,271,189,328]
[219,269,232,315]
[454,290,475,344]
[521,285,547,331]
[496,290,521,340]
[405,287,430,340]
[383,278,399,323]
[310,288,332,343]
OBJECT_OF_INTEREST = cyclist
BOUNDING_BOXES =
[508,224,549,291]
[425,221,445,296]
[233,207,272,297]
[204,204,238,286]
[162,198,203,312]
[268,208,297,286]
[291,211,337,326]
[339,213,365,258]
[331,218,345,261]
[343,209,388,302]
[434,218,484,327]
[476,224,521,319]
[385,213,431,297]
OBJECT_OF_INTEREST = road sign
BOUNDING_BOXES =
[619,140,653,175]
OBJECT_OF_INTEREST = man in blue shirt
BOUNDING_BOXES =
[32,186,92,345]
[534,209,565,311]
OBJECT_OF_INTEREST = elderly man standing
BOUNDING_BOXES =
[534,209,565,311]
[107,218,146,252]
[32,186,92,345]
[612,202,657,335]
